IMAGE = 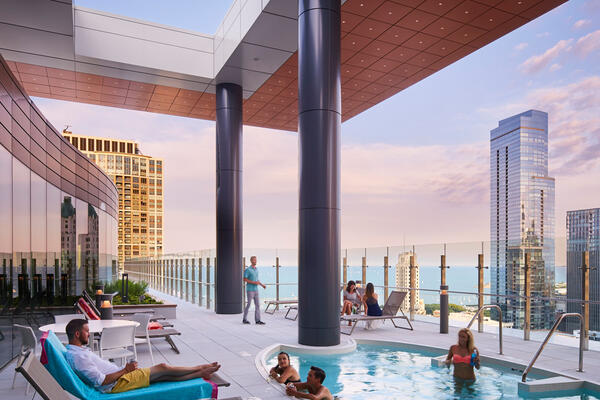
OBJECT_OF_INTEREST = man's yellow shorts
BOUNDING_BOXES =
[111,368,150,393]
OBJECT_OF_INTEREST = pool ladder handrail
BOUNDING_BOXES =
[521,312,584,382]
[466,304,503,355]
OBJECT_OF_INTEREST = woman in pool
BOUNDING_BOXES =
[445,328,480,380]
[269,351,301,385]
[341,280,362,322]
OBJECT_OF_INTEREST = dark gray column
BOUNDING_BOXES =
[297,0,341,346]
[215,83,243,314]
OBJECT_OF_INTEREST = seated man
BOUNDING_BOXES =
[64,319,220,394]
[285,366,332,400]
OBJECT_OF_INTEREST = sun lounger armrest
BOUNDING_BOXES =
[210,373,231,387]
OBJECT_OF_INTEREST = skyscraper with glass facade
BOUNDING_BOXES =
[566,208,600,333]
[61,131,163,272]
[490,110,555,329]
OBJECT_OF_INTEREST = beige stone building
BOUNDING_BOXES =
[62,130,163,272]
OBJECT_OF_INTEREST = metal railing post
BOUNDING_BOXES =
[581,251,590,351]
[206,257,211,309]
[524,253,531,341]
[409,253,416,321]
[343,249,348,287]
[440,244,448,334]
[179,258,184,299]
[170,259,174,296]
[242,257,246,309]
[198,257,203,306]
[477,252,485,333]
[383,247,389,303]
[191,258,196,304]
[185,258,190,302]
[362,248,367,286]
[275,255,280,306]
[467,304,502,355]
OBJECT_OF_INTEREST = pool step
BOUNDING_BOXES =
[518,376,584,396]
[431,355,448,368]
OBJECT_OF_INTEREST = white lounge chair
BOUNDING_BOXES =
[340,290,414,335]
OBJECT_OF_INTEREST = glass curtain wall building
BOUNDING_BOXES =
[0,55,118,368]
[60,131,163,272]
[490,110,555,329]
[566,208,600,332]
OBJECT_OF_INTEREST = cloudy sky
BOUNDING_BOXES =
[33,0,600,253]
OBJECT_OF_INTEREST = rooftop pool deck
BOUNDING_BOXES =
[3,289,599,399]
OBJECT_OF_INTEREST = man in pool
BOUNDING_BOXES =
[285,366,333,400]
[65,319,221,393]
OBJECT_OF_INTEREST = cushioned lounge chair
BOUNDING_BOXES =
[36,330,229,400]
[340,290,414,335]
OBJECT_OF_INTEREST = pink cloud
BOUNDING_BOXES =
[519,39,572,74]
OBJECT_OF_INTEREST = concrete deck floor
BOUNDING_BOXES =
[2,289,599,399]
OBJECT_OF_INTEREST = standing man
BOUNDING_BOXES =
[243,255,266,325]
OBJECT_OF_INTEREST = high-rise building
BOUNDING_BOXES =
[566,208,600,333]
[490,110,555,329]
[395,251,422,314]
[61,131,163,272]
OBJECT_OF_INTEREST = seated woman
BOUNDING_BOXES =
[341,280,362,324]
[363,283,382,317]
[444,328,480,381]
[269,352,300,385]
[362,283,382,330]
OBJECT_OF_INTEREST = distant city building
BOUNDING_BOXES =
[395,251,424,314]
[490,110,555,329]
[62,131,163,272]
[565,208,600,333]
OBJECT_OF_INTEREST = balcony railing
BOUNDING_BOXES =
[123,240,599,351]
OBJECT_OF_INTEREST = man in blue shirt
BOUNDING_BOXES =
[243,255,266,325]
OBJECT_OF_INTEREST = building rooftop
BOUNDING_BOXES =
[4,288,598,399]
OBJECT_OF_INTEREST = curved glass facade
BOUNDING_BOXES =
[0,55,118,368]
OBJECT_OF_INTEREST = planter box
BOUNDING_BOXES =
[113,302,177,319]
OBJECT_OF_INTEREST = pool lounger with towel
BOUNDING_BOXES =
[340,290,414,335]
[27,330,230,400]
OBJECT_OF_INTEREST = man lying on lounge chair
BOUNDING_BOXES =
[64,319,220,393]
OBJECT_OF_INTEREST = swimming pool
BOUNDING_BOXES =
[266,344,599,399]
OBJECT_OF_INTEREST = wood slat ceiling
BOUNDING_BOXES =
[8,0,566,132]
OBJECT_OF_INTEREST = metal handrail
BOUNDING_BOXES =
[521,312,584,382]
[466,305,503,355]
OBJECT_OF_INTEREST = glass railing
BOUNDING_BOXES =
[123,238,600,352]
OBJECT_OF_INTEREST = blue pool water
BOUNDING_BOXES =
[267,344,599,399]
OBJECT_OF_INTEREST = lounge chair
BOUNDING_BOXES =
[137,328,182,354]
[340,290,414,335]
[30,330,230,400]
[264,299,298,314]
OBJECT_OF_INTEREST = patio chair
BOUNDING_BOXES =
[99,325,136,365]
[11,323,38,394]
[128,313,154,364]
[36,330,230,400]
[54,313,86,345]
[54,313,86,324]
[340,290,414,335]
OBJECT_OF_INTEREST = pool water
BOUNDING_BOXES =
[267,344,599,399]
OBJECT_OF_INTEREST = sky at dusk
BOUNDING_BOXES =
[33,0,600,253]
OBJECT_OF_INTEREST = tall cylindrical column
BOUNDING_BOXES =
[215,83,243,314]
[298,0,341,346]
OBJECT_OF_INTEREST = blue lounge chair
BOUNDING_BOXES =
[38,330,224,400]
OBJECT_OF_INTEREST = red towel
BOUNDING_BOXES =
[148,321,163,330]
[39,331,49,365]
[206,379,218,399]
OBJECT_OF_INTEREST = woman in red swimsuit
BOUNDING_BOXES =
[444,328,480,381]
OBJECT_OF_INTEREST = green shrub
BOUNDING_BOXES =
[425,303,466,315]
